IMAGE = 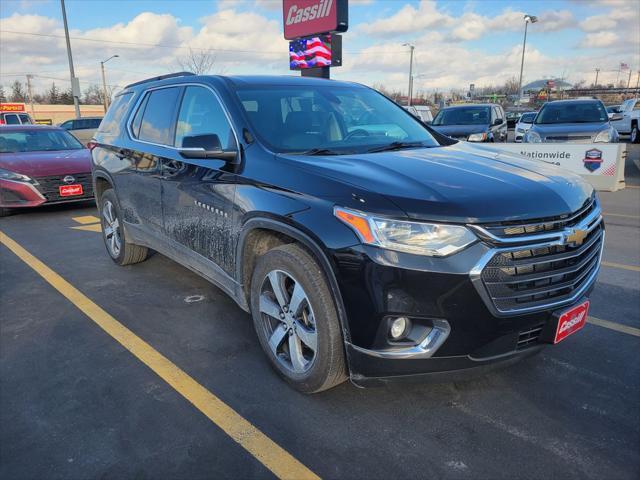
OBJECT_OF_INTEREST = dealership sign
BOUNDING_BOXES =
[479,143,627,192]
[283,0,348,39]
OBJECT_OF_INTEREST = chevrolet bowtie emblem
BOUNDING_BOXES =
[564,228,588,247]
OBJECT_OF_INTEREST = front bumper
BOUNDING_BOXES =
[333,202,603,382]
[0,178,46,208]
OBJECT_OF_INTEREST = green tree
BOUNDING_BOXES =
[46,82,60,104]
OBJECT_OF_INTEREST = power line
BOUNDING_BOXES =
[0,29,410,55]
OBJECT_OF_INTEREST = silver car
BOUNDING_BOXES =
[523,99,619,143]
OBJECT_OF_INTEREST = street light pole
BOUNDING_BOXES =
[60,0,80,118]
[26,74,35,118]
[100,55,119,113]
[516,14,538,107]
[403,43,415,106]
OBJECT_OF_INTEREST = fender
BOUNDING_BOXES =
[236,216,352,345]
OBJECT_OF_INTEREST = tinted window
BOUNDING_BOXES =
[175,86,235,149]
[98,92,133,136]
[138,87,181,145]
[535,101,607,124]
[90,118,102,128]
[237,86,438,153]
[60,120,73,129]
[0,130,84,152]
[520,112,536,123]
[4,114,20,125]
[18,114,32,124]
[433,107,491,126]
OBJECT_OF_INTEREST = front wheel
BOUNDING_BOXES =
[250,244,347,393]
[631,123,639,144]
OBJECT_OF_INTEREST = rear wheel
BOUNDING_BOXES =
[631,123,639,144]
[250,243,347,393]
[100,189,149,266]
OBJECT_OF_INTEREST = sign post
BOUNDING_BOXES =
[283,0,348,79]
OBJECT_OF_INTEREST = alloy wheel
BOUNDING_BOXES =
[102,199,122,258]
[258,269,318,374]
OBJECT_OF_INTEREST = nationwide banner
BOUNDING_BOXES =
[479,143,627,191]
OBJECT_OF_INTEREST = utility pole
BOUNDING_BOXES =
[516,14,538,107]
[636,71,640,94]
[627,69,633,89]
[594,68,600,87]
[60,0,80,118]
[25,74,35,118]
[403,43,415,106]
[100,55,118,113]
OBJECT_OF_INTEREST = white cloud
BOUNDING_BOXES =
[359,0,453,37]
[537,10,575,31]
[580,31,619,48]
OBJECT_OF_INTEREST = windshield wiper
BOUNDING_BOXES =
[294,148,346,156]
[366,141,425,153]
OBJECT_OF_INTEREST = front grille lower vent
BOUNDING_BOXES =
[517,325,543,350]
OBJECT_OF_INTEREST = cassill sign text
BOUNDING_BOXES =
[283,0,348,40]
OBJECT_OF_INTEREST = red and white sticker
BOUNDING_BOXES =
[59,184,83,197]
[554,300,589,344]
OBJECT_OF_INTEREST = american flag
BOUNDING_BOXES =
[620,62,629,70]
[289,36,332,70]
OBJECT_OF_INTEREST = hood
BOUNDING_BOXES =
[531,122,609,137]
[0,149,91,178]
[430,124,488,137]
[277,142,592,224]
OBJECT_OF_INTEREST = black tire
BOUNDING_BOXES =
[100,189,149,266]
[250,243,347,393]
[631,123,639,144]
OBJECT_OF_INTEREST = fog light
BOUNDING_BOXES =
[390,317,410,339]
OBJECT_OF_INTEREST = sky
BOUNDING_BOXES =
[0,0,638,97]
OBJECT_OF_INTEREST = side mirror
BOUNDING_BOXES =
[610,113,623,121]
[178,134,238,163]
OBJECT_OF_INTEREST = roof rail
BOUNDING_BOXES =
[124,71,196,89]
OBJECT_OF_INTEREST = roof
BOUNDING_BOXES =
[442,103,499,109]
[544,99,602,105]
[0,125,63,131]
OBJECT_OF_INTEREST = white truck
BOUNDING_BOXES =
[610,98,639,143]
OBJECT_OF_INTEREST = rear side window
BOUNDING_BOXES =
[137,87,182,145]
[98,92,134,136]
[175,86,236,149]
[19,114,32,124]
[90,118,102,128]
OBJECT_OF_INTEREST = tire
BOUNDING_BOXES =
[250,243,347,393]
[631,123,639,144]
[100,189,149,266]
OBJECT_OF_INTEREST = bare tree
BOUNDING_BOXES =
[0,85,6,103]
[177,47,217,75]
[10,80,26,102]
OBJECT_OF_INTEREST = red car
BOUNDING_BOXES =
[0,125,93,216]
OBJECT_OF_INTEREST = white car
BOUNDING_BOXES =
[404,105,434,123]
[514,111,537,142]
[610,98,639,143]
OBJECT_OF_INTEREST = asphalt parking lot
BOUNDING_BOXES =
[1,145,639,480]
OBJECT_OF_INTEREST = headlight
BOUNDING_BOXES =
[467,132,487,142]
[524,130,541,143]
[334,207,477,257]
[516,128,525,134]
[0,168,37,184]
[593,128,613,143]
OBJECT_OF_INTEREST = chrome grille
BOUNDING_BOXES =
[544,135,592,143]
[481,196,597,238]
[471,199,604,315]
[34,173,94,203]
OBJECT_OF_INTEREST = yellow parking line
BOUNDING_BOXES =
[601,261,640,272]
[72,215,101,224]
[0,230,319,480]
[71,224,102,233]
[588,316,640,337]
[603,212,640,220]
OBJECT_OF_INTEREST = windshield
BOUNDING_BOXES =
[535,102,607,124]
[0,130,84,153]
[236,86,439,154]
[432,107,491,126]
[520,112,536,123]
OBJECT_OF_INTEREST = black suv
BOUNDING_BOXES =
[92,73,603,392]
[430,103,508,142]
